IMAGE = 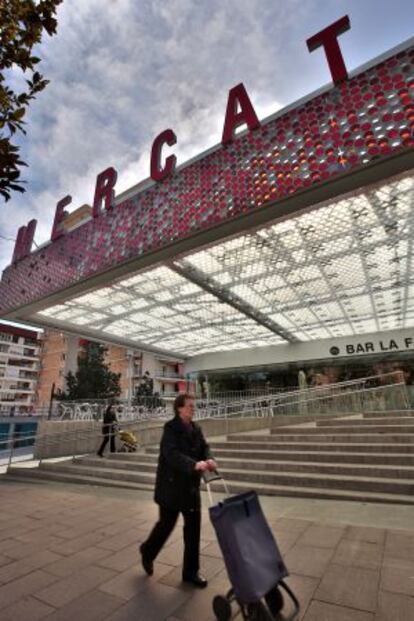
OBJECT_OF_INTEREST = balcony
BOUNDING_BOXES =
[0,374,37,383]
[155,370,185,380]
[7,360,39,370]
[0,386,35,394]
[0,349,40,361]
[159,391,183,400]
[0,399,33,407]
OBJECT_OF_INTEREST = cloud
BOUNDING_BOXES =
[2,0,411,275]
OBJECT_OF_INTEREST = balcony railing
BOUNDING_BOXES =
[155,371,184,379]
[0,370,37,382]
[0,349,39,360]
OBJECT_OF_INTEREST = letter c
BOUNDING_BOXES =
[150,129,177,182]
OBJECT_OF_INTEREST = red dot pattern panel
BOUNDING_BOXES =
[1,45,413,314]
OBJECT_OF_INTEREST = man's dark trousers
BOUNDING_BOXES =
[142,505,201,577]
[97,432,116,455]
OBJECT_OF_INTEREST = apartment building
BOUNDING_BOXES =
[36,331,80,408]
[36,330,189,406]
[0,323,42,415]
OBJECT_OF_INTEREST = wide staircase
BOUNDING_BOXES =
[6,410,414,504]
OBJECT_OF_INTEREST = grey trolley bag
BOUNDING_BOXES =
[205,471,300,621]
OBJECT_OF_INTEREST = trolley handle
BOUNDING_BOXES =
[202,469,229,506]
[202,469,222,484]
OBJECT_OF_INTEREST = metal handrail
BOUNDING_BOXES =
[195,372,409,419]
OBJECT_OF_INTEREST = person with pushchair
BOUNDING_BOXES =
[97,402,118,457]
[139,393,217,588]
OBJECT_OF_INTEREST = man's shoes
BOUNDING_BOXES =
[139,544,153,576]
[182,573,208,588]
[97,452,103,458]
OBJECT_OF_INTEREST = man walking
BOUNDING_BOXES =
[140,393,216,588]
[97,402,118,457]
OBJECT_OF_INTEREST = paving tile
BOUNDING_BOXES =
[0,569,58,609]
[97,527,147,552]
[0,538,22,554]
[375,589,414,621]
[0,554,13,568]
[99,562,172,600]
[303,600,374,621]
[169,569,230,621]
[315,564,380,612]
[158,540,185,567]
[200,540,223,559]
[273,528,302,554]
[53,521,106,540]
[159,554,224,588]
[331,540,383,570]
[1,595,56,621]
[48,530,109,556]
[344,526,386,545]
[33,589,126,621]
[14,532,67,548]
[0,550,63,585]
[35,565,117,608]
[97,545,141,572]
[104,582,192,621]
[284,545,334,578]
[271,518,312,533]
[43,545,113,578]
[380,556,414,597]
[282,574,319,621]
[91,518,139,538]
[384,531,414,562]
[2,540,52,561]
[297,525,345,549]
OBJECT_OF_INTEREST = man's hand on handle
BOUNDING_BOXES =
[206,459,217,472]
[195,461,208,472]
[195,459,218,472]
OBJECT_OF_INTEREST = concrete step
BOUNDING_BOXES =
[6,464,414,505]
[267,426,414,435]
[189,448,414,466]
[227,433,414,443]
[174,441,414,454]
[108,449,414,467]
[33,461,414,495]
[362,410,414,418]
[9,462,414,503]
[5,466,155,492]
[75,455,414,480]
[316,417,414,427]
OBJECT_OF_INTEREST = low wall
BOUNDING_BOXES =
[33,420,165,460]
[33,413,344,460]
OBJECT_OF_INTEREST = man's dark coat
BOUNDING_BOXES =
[154,416,212,512]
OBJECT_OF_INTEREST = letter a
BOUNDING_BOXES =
[222,83,260,145]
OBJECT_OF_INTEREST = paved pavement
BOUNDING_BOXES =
[0,478,413,620]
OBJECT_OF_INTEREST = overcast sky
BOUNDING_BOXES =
[0,0,413,276]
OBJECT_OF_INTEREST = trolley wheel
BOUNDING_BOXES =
[213,594,232,621]
[265,585,284,614]
[245,601,272,621]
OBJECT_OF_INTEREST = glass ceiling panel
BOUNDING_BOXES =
[37,173,414,357]
[39,266,284,356]
[179,174,414,343]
